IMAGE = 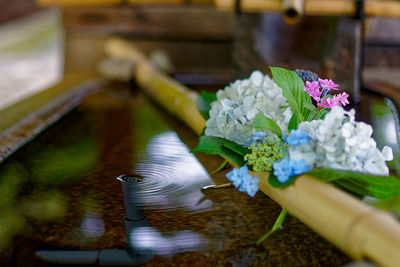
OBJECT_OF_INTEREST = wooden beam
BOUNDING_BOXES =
[37,0,123,7]
[62,7,234,41]
[37,0,213,7]
[216,0,400,18]
[366,0,400,17]
[128,0,184,4]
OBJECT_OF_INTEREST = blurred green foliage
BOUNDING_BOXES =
[0,117,98,249]
[132,104,169,153]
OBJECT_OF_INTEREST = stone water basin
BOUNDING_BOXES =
[0,84,356,266]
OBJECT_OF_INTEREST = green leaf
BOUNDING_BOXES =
[334,179,371,197]
[196,91,217,120]
[220,138,252,156]
[306,168,343,182]
[305,110,317,121]
[288,113,299,131]
[191,135,250,166]
[200,127,206,137]
[268,172,297,188]
[252,112,282,137]
[268,168,400,199]
[315,109,329,120]
[270,67,309,122]
[373,196,400,217]
[302,108,313,122]
[307,168,400,199]
[331,180,365,199]
[304,101,318,112]
[256,208,288,244]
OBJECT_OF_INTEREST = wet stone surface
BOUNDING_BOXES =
[0,86,350,266]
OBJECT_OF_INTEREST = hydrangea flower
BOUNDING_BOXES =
[291,159,312,175]
[336,92,350,106]
[244,133,288,172]
[283,129,312,147]
[244,131,269,146]
[205,71,292,145]
[318,78,339,91]
[273,158,312,183]
[304,81,322,101]
[318,96,340,109]
[273,158,292,183]
[295,69,319,82]
[239,174,260,197]
[226,165,259,197]
[303,78,349,109]
[291,106,393,176]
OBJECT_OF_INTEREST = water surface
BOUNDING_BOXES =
[0,85,355,266]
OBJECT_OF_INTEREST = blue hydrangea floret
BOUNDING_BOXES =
[244,131,268,146]
[273,158,312,183]
[284,129,312,148]
[226,165,259,197]
[272,158,293,183]
[291,159,312,175]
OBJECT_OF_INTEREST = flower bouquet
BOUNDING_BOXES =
[104,38,400,265]
[193,67,400,241]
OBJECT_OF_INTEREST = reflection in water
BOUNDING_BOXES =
[119,152,208,257]
[130,227,206,256]
[134,131,213,213]
[0,162,65,248]
[0,113,99,250]
[31,136,98,186]
[80,211,105,238]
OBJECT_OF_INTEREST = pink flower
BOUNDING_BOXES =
[303,76,349,110]
[336,92,349,106]
[304,81,322,101]
[318,78,339,90]
[318,97,341,109]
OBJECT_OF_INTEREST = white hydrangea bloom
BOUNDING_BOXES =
[205,71,292,145]
[290,106,393,176]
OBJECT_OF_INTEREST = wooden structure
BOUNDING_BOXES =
[37,0,212,6]
[216,0,400,18]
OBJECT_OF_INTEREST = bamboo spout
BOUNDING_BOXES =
[104,37,400,267]
[104,38,205,135]
[282,0,304,24]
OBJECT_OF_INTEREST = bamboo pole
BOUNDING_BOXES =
[104,38,205,135]
[37,0,213,7]
[365,0,400,17]
[37,0,123,7]
[281,0,305,24]
[128,0,183,4]
[104,37,400,267]
[216,0,400,18]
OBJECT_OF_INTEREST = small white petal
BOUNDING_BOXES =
[250,71,264,87]
[357,122,373,137]
[382,146,393,161]
[241,80,250,87]
[341,122,354,138]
